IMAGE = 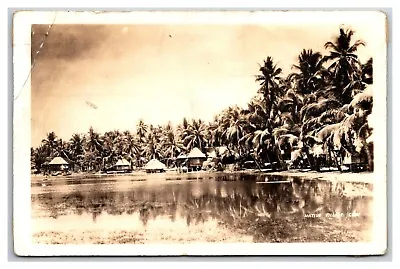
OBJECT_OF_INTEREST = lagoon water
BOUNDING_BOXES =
[31,172,374,244]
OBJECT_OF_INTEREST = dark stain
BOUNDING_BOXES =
[85,101,98,109]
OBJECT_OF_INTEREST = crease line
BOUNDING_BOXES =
[14,13,58,102]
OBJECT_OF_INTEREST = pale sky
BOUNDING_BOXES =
[31,22,374,148]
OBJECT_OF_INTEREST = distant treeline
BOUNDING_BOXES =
[31,28,374,173]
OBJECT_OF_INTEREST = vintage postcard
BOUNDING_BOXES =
[13,10,388,256]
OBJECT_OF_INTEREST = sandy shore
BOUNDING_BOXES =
[31,169,375,184]
[263,170,375,183]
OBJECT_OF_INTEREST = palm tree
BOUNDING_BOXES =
[31,145,48,172]
[289,49,326,95]
[182,119,208,152]
[176,117,190,143]
[84,127,103,171]
[143,124,163,161]
[58,139,72,164]
[41,131,59,158]
[161,122,184,167]
[69,133,85,171]
[316,86,374,171]
[219,106,248,157]
[361,58,373,85]
[255,56,283,118]
[324,28,365,104]
[206,116,225,148]
[255,57,288,170]
[122,130,141,168]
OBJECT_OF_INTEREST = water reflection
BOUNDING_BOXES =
[31,174,373,242]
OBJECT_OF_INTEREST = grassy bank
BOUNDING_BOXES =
[33,218,253,244]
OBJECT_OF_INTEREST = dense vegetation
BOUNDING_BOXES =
[31,28,374,173]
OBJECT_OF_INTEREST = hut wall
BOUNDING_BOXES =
[49,164,69,172]
[189,158,204,167]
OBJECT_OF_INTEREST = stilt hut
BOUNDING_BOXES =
[112,158,132,173]
[186,147,207,171]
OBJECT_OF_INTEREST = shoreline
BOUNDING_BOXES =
[31,169,375,184]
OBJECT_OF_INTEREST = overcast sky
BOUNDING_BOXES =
[31,22,374,148]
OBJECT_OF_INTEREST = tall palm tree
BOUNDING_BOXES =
[324,28,365,104]
[255,57,288,170]
[289,49,326,95]
[255,56,283,118]
[136,119,148,143]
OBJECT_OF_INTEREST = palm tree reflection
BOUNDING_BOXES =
[32,175,372,240]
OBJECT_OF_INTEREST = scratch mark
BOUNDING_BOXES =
[85,101,98,109]
[14,13,58,101]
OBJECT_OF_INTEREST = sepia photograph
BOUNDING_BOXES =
[13,10,388,256]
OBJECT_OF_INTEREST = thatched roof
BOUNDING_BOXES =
[187,147,206,159]
[176,153,187,160]
[145,159,166,170]
[206,146,228,158]
[49,157,68,165]
[115,158,130,166]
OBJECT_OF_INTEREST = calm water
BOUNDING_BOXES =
[31,173,374,243]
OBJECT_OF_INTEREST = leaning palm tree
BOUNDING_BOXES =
[219,106,248,157]
[324,28,365,104]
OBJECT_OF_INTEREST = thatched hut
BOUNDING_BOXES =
[175,153,187,167]
[145,159,166,173]
[111,158,132,173]
[48,157,69,172]
[186,147,207,171]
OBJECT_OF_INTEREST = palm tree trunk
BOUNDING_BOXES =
[273,139,288,171]
[365,143,374,171]
[304,148,318,171]
[251,154,263,171]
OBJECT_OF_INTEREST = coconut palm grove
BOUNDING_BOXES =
[31,28,374,175]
